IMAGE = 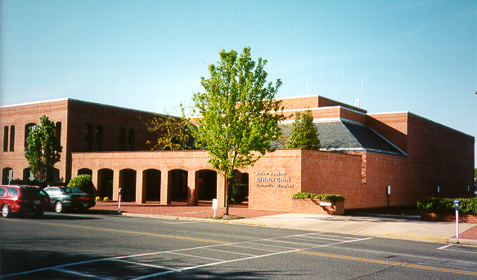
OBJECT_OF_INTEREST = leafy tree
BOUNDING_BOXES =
[286,109,321,150]
[24,115,63,183]
[184,47,285,215]
[142,113,191,150]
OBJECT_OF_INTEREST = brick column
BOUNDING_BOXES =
[216,173,226,207]
[187,170,198,206]
[93,169,100,197]
[113,170,121,202]
[136,170,146,204]
[160,170,171,205]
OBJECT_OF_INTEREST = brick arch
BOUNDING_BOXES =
[2,167,13,185]
[78,168,92,176]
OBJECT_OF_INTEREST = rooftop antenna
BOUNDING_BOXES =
[342,71,345,102]
[361,80,364,108]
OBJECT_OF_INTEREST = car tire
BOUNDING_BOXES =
[1,204,11,218]
[54,201,63,213]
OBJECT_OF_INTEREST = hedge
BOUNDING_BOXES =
[417,197,477,214]
[292,192,345,203]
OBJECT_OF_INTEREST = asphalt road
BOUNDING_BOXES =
[1,212,477,279]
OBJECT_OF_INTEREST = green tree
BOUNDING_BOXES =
[142,113,191,150]
[286,109,321,150]
[24,115,63,183]
[184,47,285,215]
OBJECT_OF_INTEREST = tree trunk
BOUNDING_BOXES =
[224,176,233,216]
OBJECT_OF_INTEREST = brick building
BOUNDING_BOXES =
[1,96,474,211]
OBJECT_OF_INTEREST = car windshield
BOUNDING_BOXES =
[21,187,49,199]
[63,187,85,194]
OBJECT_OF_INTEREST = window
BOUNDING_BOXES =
[119,128,126,151]
[84,124,93,151]
[55,122,61,145]
[3,126,8,152]
[24,123,36,147]
[0,187,6,196]
[10,126,15,151]
[8,188,19,197]
[95,125,103,151]
[128,129,135,151]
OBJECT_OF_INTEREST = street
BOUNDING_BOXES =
[1,212,476,279]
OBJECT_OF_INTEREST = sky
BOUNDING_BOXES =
[1,0,476,164]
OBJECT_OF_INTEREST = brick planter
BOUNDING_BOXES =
[292,198,345,215]
[421,211,477,223]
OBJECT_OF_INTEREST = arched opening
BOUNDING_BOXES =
[198,170,217,200]
[169,169,187,201]
[144,169,161,201]
[120,169,136,202]
[23,168,34,182]
[24,123,37,147]
[78,168,92,176]
[231,171,249,204]
[2,168,13,185]
[47,168,60,183]
[98,169,113,199]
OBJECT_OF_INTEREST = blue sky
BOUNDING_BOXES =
[1,0,476,164]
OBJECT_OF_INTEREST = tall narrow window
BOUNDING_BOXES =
[128,129,135,151]
[24,123,36,147]
[10,126,15,151]
[119,128,126,151]
[3,126,8,152]
[95,125,103,151]
[84,124,93,151]
[55,122,62,145]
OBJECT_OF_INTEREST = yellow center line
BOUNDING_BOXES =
[6,219,229,244]
[296,250,477,276]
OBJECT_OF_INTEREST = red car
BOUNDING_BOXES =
[0,185,51,218]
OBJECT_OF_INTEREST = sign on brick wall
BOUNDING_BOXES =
[256,171,294,189]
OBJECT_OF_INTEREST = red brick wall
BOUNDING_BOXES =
[0,99,69,181]
[66,99,157,153]
[247,149,302,211]
[406,113,475,198]
[367,112,408,153]
[300,150,362,209]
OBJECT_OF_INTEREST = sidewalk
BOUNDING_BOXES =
[91,201,477,246]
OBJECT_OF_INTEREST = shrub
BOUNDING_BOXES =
[231,183,248,204]
[103,197,110,202]
[292,192,345,203]
[95,196,101,201]
[417,197,477,214]
[68,174,94,194]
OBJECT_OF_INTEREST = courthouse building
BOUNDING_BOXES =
[1,96,474,211]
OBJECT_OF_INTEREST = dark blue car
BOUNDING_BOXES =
[44,186,95,213]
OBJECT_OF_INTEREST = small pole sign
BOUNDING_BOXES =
[454,199,459,239]
[212,198,218,218]
[118,188,122,214]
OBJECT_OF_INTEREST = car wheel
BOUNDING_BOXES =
[55,201,63,213]
[1,204,11,218]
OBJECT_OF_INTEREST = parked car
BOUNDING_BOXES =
[0,185,51,218]
[43,186,95,213]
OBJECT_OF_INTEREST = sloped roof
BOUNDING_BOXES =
[276,119,406,157]
[315,120,406,156]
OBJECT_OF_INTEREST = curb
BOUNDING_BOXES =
[448,238,477,246]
